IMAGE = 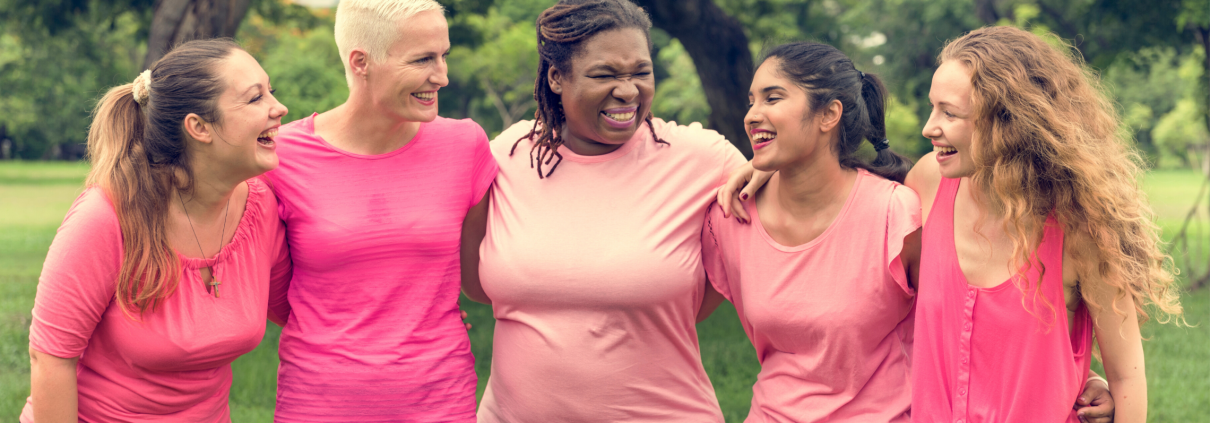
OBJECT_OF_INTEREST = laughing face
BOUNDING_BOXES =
[549,27,654,156]
[745,58,835,172]
[365,9,450,123]
[208,49,288,179]
[923,60,977,178]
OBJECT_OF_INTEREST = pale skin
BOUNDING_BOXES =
[716,59,1121,423]
[30,49,287,422]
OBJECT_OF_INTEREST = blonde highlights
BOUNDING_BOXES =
[940,26,1183,325]
[334,0,444,86]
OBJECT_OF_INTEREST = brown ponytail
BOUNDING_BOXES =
[85,39,237,316]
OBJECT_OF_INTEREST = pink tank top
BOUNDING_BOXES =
[912,177,1092,423]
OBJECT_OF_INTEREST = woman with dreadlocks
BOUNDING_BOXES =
[459,0,745,420]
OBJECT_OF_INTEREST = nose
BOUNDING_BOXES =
[744,106,762,135]
[431,55,450,87]
[270,93,288,120]
[922,110,941,139]
[612,78,638,102]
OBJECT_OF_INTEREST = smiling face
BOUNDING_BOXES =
[745,58,838,172]
[365,9,450,123]
[204,49,288,179]
[924,60,977,178]
[549,27,654,156]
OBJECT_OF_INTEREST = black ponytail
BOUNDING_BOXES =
[763,42,912,182]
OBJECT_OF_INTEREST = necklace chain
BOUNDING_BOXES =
[177,189,230,298]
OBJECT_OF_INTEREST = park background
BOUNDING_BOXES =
[1,0,1208,420]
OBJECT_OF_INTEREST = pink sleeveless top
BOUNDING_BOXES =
[912,177,1093,423]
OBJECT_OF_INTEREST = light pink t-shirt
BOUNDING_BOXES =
[477,119,746,422]
[265,114,498,422]
[21,178,291,422]
[701,169,920,422]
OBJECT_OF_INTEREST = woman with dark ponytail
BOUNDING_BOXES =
[23,39,292,422]
[460,0,746,420]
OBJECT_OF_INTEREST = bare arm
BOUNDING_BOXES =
[30,348,78,422]
[900,228,922,290]
[904,152,941,225]
[1073,244,1146,422]
[697,280,726,323]
[461,192,492,305]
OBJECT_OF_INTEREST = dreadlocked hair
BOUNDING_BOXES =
[511,0,666,178]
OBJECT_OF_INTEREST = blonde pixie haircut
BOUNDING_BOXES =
[334,0,444,85]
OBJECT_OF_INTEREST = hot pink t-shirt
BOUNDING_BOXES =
[21,178,291,422]
[477,119,746,422]
[265,114,497,422]
[912,177,1092,423]
[701,169,920,423]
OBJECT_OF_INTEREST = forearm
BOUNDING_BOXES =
[1110,375,1147,422]
[30,348,79,422]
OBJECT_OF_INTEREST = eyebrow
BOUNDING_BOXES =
[748,85,787,96]
[243,83,263,96]
[586,61,653,72]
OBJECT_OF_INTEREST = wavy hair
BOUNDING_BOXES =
[939,26,1182,325]
[86,39,237,316]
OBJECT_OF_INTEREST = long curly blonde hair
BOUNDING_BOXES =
[940,26,1183,325]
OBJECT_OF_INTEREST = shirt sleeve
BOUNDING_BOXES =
[886,184,923,296]
[468,122,500,208]
[700,202,734,301]
[28,189,123,359]
[266,215,293,326]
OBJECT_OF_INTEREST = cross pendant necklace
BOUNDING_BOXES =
[179,190,230,299]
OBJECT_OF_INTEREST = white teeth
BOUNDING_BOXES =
[752,132,775,140]
[604,111,635,121]
[413,92,435,100]
[934,145,957,154]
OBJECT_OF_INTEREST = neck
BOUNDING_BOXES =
[559,123,625,156]
[173,161,241,220]
[769,152,854,217]
[319,95,422,155]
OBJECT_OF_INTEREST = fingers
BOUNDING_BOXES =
[743,170,773,202]
[1074,380,1114,423]
[731,195,750,223]
[716,186,735,218]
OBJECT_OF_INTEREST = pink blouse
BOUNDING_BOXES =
[477,119,746,422]
[21,178,291,422]
[912,177,1092,423]
[702,169,920,422]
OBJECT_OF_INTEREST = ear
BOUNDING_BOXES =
[182,113,213,144]
[818,99,843,132]
[547,65,564,95]
[348,49,371,81]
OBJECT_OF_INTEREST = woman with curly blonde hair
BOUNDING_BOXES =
[906,25,1184,422]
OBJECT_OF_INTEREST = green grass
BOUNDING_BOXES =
[1,161,1207,421]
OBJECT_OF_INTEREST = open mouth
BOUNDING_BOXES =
[412,91,436,103]
[601,107,637,129]
[934,145,957,157]
[751,130,776,150]
[257,128,278,147]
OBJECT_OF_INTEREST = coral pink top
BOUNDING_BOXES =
[912,177,1092,423]
[265,114,497,422]
[701,169,920,423]
[477,119,746,422]
[21,178,291,422]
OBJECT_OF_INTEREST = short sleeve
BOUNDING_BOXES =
[653,119,746,187]
[28,189,123,358]
[886,184,923,296]
[700,202,734,301]
[467,122,499,208]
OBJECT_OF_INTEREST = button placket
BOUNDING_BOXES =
[953,287,977,420]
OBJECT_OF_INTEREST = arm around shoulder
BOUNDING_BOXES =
[904,152,942,224]
[461,191,492,305]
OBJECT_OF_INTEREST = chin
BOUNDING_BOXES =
[402,107,439,123]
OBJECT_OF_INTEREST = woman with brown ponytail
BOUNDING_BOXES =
[459,0,745,420]
[22,39,292,422]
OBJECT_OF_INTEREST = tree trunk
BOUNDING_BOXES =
[143,0,254,69]
[633,0,755,159]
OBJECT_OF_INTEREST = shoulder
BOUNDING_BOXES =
[246,177,280,215]
[63,188,121,235]
[277,114,315,139]
[650,118,746,168]
[490,119,539,158]
[904,152,942,223]
[425,116,489,142]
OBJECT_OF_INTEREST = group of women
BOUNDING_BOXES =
[22,0,1183,421]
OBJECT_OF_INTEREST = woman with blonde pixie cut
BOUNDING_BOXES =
[266,0,496,420]
[907,26,1183,422]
